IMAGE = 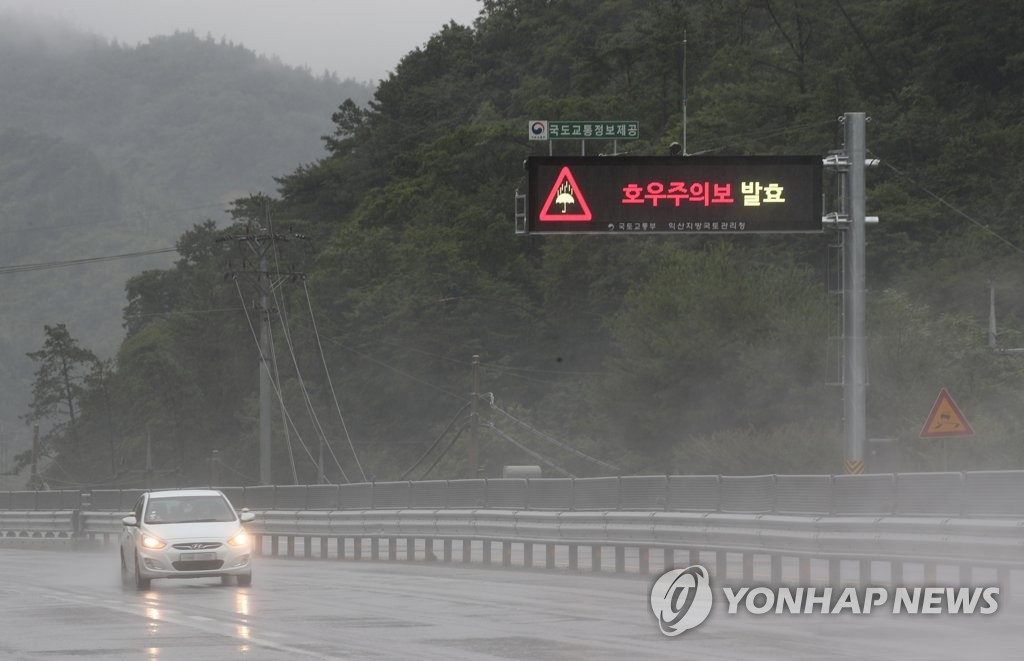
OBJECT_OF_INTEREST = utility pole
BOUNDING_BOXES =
[145,424,153,489]
[258,252,272,485]
[30,424,39,490]
[468,355,480,478]
[219,198,306,485]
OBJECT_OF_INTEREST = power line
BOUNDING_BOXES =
[0,247,176,275]
[871,151,1024,257]
[399,400,472,480]
[488,400,620,473]
[484,422,575,478]
[420,422,469,480]
[303,281,366,481]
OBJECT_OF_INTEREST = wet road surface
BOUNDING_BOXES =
[0,546,1020,660]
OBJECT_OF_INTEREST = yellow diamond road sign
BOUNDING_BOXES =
[919,388,974,438]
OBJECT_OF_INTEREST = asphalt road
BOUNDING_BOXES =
[0,546,1021,660]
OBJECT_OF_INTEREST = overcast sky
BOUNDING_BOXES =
[0,0,483,82]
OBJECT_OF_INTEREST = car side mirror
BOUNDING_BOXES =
[239,512,255,523]
[122,515,138,527]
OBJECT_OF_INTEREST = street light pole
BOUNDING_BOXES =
[843,112,867,475]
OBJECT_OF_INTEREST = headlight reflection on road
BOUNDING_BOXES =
[235,591,250,617]
[145,593,160,654]
[235,585,252,652]
[145,593,161,638]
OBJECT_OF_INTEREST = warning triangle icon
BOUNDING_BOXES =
[539,166,593,222]
[919,388,975,438]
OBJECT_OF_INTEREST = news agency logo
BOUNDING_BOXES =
[649,565,714,636]
[650,565,1000,637]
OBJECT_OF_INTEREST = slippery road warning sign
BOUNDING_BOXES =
[919,388,974,438]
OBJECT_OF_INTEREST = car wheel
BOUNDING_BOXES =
[236,572,252,587]
[120,551,131,588]
[134,553,151,591]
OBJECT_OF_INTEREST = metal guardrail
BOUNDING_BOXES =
[7,505,1024,596]
[4,472,1024,594]
[0,510,77,541]
[233,509,1024,591]
[5,471,1024,517]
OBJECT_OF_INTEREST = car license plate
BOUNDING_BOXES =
[180,552,216,561]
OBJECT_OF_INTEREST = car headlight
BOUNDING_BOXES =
[227,530,249,547]
[141,534,166,550]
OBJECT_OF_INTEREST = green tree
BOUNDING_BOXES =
[19,324,99,483]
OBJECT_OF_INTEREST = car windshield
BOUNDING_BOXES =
[144,495,235,524]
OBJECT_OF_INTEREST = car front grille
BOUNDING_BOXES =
[172,542,222,550]
[172,560,224,571]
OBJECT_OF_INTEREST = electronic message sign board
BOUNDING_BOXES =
[525,156,822,234]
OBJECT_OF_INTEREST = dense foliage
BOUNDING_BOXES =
[15,0,1024,487]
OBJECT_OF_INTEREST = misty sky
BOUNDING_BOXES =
[0,0,482,82]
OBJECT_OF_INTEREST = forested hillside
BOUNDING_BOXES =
[0,15,373,436]
[17,0,1024,488]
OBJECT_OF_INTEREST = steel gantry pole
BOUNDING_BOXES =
[843,112,867,474]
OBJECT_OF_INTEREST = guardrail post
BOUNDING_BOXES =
[524,542,533,568]
[336,536,345,560]
[716,551,727,582]
[353,537,362,560]
[406,537,415,561]
[569,544,578,571]
[770,555,782,586]
[482,540,492,565]
[959,564,971,585]
[287,535,296,557]
[303,535,311,559]
[742,553,754,583]
[860,559,871,585]
[502,542,512,567]
[388,537,397,561]
[546,544,555,569]
[319,537,328,560]
[462,539,472,563]
[664,548,674,570]
[271,535,280,557]
[371,537,380,560]
[998,568,1010,602]
[799,557,811,584]
[689,549,700,567]
[891,560,903,586]
[639,547,649,575]
[615,546,625,573]
[443,539,452,562]
[924,562,937,585]
[425,538,436,561]
[829,558,840,585]
[591,545,602,572]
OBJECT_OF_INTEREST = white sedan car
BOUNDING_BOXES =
[120,489,255,590]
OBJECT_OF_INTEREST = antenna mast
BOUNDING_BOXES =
[682,31,688,155]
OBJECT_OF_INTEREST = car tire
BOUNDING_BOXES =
[120,551,131,588]
[236,572,252,587]
[134,553,151,591]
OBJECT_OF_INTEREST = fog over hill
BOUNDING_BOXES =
[0,14,374,431]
